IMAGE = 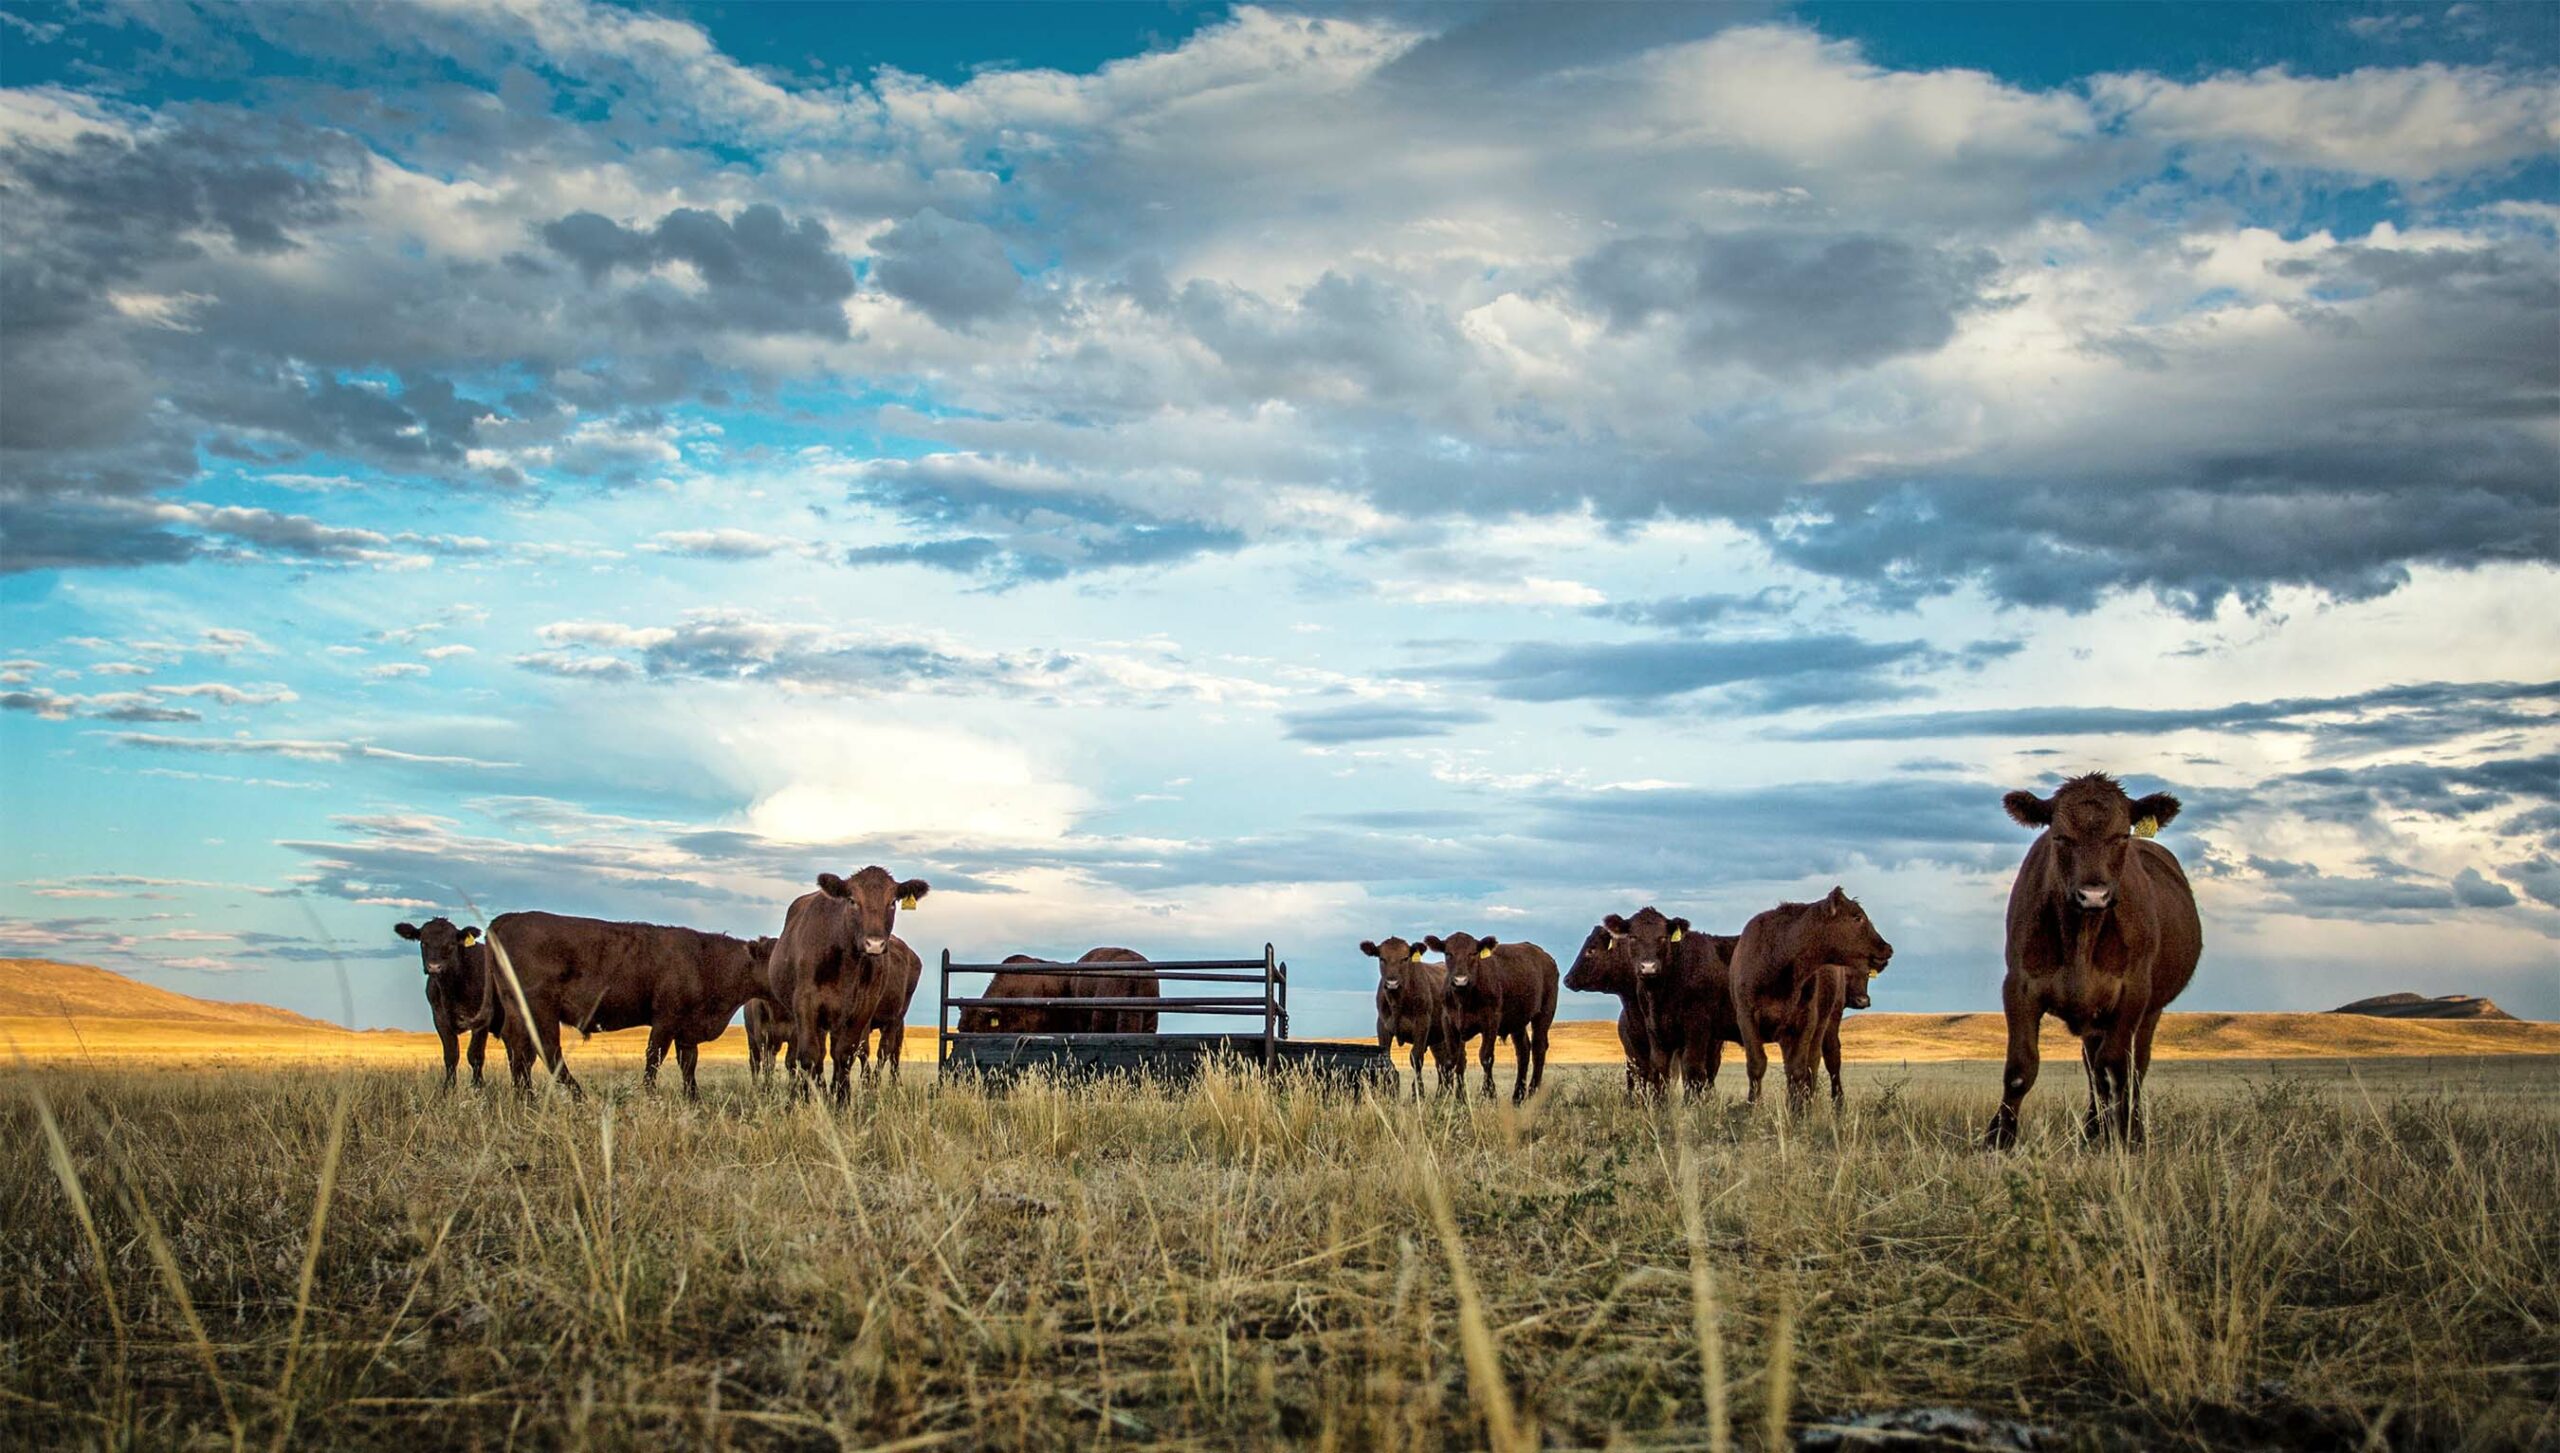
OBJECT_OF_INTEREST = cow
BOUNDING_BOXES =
[958,948,1159,1035]
[394,917,506,1089]
[1584,909,1742,1099]
[1986,773,2202,1148]
[470,912,764,1099]
[1363,936,1460,1097]
[1425,931,1559,1103]
[766,865,929,1103]
[1727,888,1893,1108]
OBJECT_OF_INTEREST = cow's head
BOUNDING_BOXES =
[1804,886,1893,975]
[1426,931,1496,992]
[394,917,480,979]
[1360,936,1425,994]
[1599,906,1689,984]
[1839,965,1873,1011]
[2004,773,2180,914]
[960,954,1045,1034]
[1563,922,1629,994]
[814,865,929,957]
[746,936,776,994]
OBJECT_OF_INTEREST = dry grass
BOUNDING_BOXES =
[2,1058,2554,1451]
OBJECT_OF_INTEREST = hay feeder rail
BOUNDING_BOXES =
[936,945,1391,1086]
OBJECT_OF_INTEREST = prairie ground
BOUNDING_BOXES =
[3,1057,2553,1451]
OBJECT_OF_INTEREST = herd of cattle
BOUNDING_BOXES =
[395,772,2203,1144]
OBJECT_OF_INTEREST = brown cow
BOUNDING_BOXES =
[1587,909,1743,1098]
[395,917,506,1089]
[1727,887,1893,1108]
[472,912,763,1099]
[767,866,929,1103]
[1363,936,1460,1097]
[1426,931,1559,1103]
[1986,773,2202,1148]
[959,948,1159,1034]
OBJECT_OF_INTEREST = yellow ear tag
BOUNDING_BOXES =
[1477,945,1493,959]
[460,929,480,945]
[1668,928,1684,942]
[899,894,918,909]
[2133,817,2159,839]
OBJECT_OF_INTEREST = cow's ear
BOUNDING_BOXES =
[1476,935,1498,958]
[1359,940,1381,958]
[1669,916,1689,942]
[394,922,421,941]
[896,878,930,909]
[2003,789,2053,828]
[817,872,850,898]
[1825,887,1847,917]
[1602,913,1629,933]
[2129,792,2181,832]
[1423,935,1446,953]
[459,926,481,946]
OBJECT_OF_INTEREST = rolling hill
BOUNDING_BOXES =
[2332,992,2517,1021]
[1,958,2550,1067]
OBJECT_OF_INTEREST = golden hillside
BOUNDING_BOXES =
[2,958,2549,1067]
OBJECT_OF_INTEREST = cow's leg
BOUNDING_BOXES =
[535,1014,582,1100]
[1984,992,2041,1150]
[2130,1010,2165,1145]
[1736,1010,1771,1106]
[2079,1033,2109,1142]
[496,996,541,1093]
[1477,1028,1496,1099]
[830,1029,857,1107]
[466,1025,489,1088]
[877,1021,905,1083]
[642,1025,672,1093]
[675,1039,701,1101]
[1408,1040,1428,1101]
[436,1019,461,1091]
[1527,1016,1551,1097]
[1824,1023,1845,1106]
[2090,1020,2141,1144]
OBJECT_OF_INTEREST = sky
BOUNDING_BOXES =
[1,0,2554,1036]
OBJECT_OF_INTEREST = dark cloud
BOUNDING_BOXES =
[2452,866,2518,908]
[1573,229,2001,372]
[1434,632,1930,706]
[869,208,1021,327]
[845,456,1248,584]
[1795,678,2560,745]
[542,202,856,338]
[1586,588,1797,630]
[1281,702,1492,743]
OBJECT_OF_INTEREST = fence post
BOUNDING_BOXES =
[938,947,952,1074]
[1262,942,1278,1066]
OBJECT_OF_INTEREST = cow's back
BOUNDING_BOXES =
[1079,946,1157,1033]
[1488,942,1558,1034]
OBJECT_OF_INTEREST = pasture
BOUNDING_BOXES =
[4,1057,2554,1450]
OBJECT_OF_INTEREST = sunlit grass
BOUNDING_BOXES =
[1,1060,2552,1448]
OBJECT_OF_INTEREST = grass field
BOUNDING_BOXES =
[4,1055,2553,1450]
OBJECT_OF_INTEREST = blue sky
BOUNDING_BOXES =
[2,0,2554,1034]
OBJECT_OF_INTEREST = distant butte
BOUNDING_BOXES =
[2330,992,2518,1022]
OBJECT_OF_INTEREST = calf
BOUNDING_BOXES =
[1727,888,1893,1108]
[1986,773,2202,1147]
[472,912,763,1099]
[767,866,930,1103]
[1426,931,1559,1103]
[395,917,506,1089]
[1589,909,1742,1098]
[1363,936,1460,1097]
[743,938,792,1084]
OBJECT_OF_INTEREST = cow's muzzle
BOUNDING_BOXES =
[861,937,889,955]
[1636,959,1661,978]
[1382,977,1401,992]
[2074,886,2114,911]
